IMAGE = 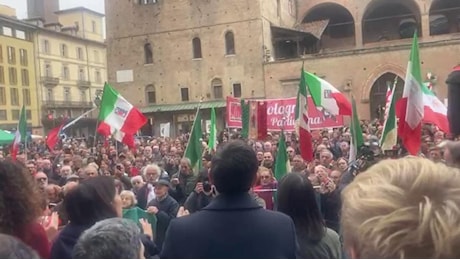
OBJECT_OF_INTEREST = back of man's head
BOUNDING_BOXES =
[211,140,258,194]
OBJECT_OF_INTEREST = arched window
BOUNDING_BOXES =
[144,43,153,64]
[145,85,156,104]
[225,31,235,55]
[211,78,223,99]
[302,3,355,47]
[362,0,421,43]
[429,0,460,35]
[192,37,202,59]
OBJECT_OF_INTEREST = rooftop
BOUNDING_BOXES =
[55,7,104,17]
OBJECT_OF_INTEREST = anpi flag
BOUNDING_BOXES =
[380,80,398,151]
[421,84,449,134]
[296,68,314,162]
[305,71,352,116]
[349,97,364,162]
[97,83,147,147]
[396,33,424,155]
[11,105,27,160]
[208,107,217,152]
[274,131,291,181]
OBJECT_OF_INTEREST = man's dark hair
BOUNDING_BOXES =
[210,140,258,194]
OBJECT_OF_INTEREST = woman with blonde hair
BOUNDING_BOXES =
[341,158,460,258]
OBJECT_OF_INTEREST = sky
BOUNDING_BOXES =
[0,0,105,19]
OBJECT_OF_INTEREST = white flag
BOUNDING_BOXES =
[160,123,170,137]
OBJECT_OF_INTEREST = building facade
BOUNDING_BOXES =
[105,0,460,136]
[0,14,41,134]
[27,7,107,136]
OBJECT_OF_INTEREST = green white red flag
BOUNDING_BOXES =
[305,71,352,116]
[421,84,449,133]
[296,68,314,162]
[11,105,27,160]
[396,33,424,155]
[97,83,147,147]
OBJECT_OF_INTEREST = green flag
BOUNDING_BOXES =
[184,108,202,171]
[122,207,157,235]
[274,131,291,181]
[208,107,217,152]
[349,97,364,161]
[240,99,250,139]
[18,105,27,142]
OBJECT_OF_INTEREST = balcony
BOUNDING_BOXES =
[77,80,92,88]
[42,100,94,109]
[41,77,60,87]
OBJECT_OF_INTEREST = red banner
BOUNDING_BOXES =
[226,96,344,131]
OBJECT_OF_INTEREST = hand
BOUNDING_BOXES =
[146,206,159,214]
[139,218,153,239]
[194,182,203,194]
[176,206,190,218]
[171,178,180,186]
[44,212,59,241]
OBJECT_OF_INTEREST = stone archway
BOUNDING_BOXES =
[369,73,405,120]
[361,63,406,102]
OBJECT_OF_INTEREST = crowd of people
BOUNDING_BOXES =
[1,120,460,259]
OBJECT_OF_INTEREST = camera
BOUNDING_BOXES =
[203,180,212,192]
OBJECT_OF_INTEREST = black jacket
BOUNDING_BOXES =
[136,174,170,210]
[147,194,179,251]
[160,193,297,259]
[184,191,213,213]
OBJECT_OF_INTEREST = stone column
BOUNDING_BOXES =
[355,22,363,47]
[421,13,431,38]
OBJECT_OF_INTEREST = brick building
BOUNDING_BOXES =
[105,0,460,136]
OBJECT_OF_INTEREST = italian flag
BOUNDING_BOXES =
[184,108,202,171]
[380,81,398,151]
[396,33,424,155]
[11,106,27,160]
[97,83,147,147]
[349,97,364,162]
[305,71,352,116]
[207,107,217,152]
[274,131,291,181]
[422,84,449,134]
[296,68,314,162]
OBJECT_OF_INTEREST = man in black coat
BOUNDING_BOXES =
[161,141,297,259]
[146,179,179,252]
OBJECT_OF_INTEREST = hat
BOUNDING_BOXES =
[66,174,80,182]
[154,179,170,187]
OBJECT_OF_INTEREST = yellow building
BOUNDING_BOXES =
[0,14,41,134]
[26,7,106,135]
